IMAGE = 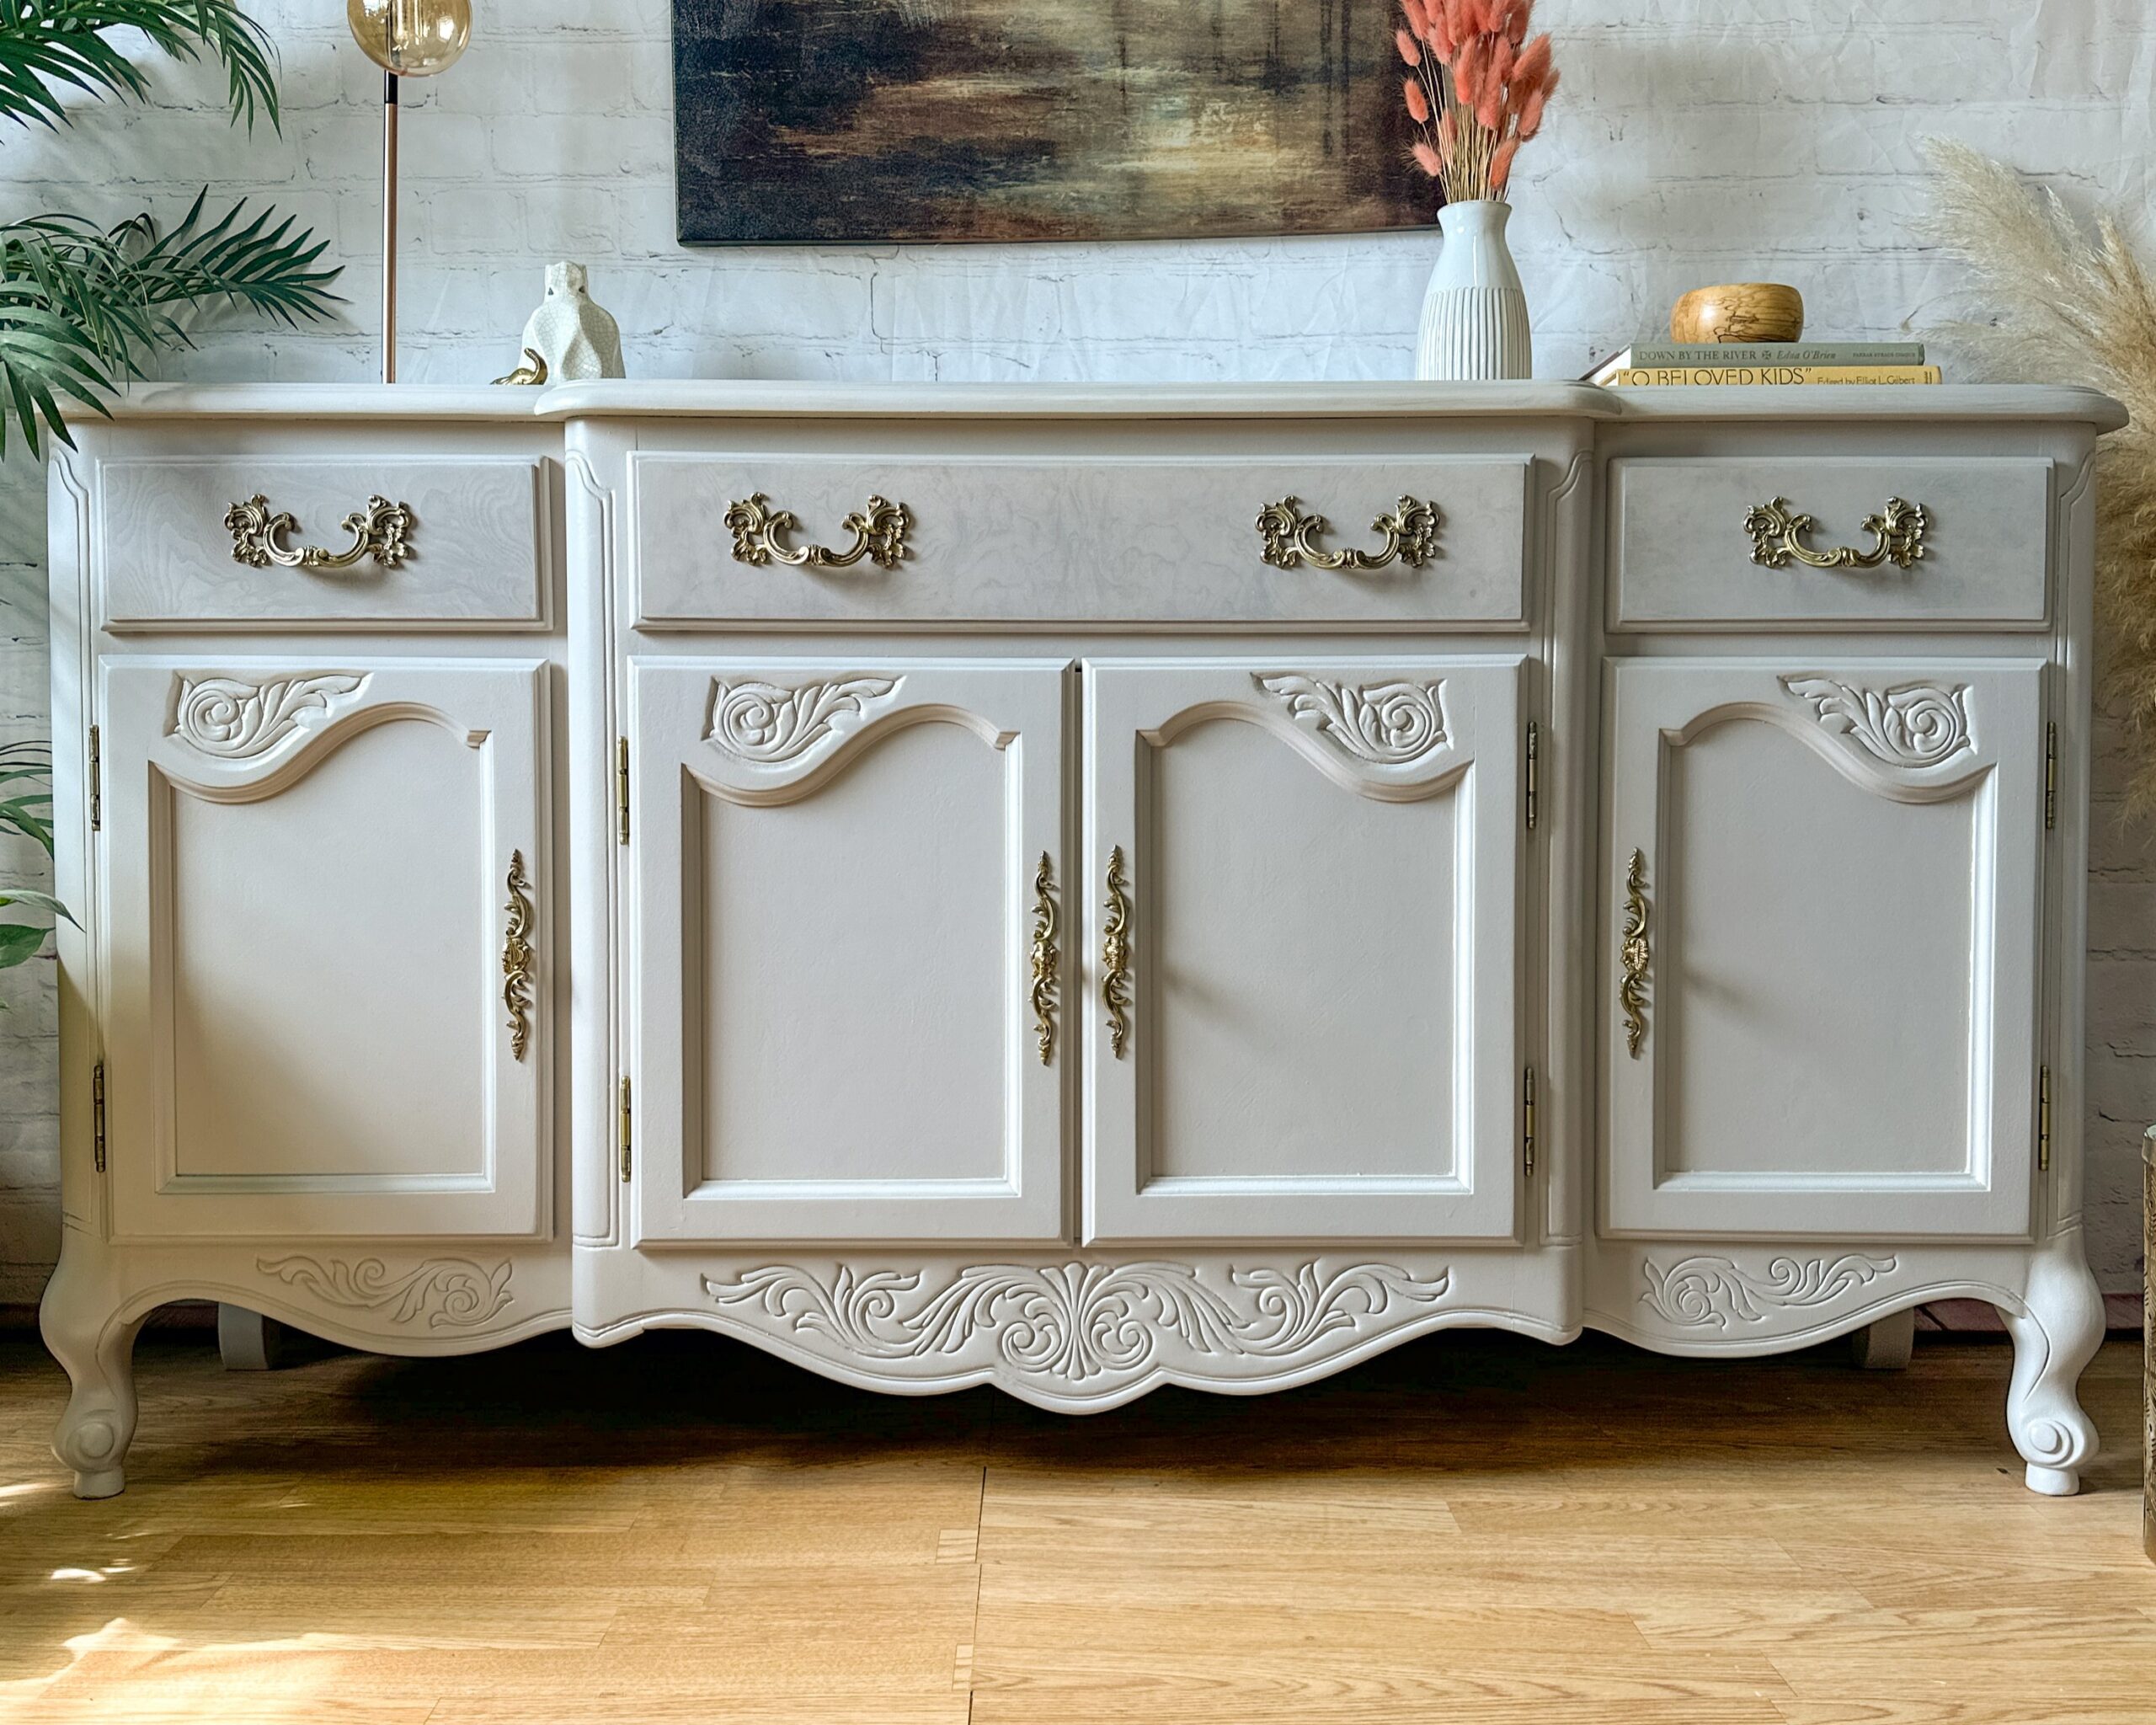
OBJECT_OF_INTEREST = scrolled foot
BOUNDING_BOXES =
[40,1268,147,1500]
[2001,1229,2105,1498]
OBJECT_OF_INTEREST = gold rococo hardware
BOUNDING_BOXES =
[223,493,415,571]
[1102,846,1132,1060]
[1620,848,1651,1059]
[724,491,912,570]
[502,850,536,1063]
[1256,494,1441,571]
[1029,852,1059,1066]
[1742,494,1929,571]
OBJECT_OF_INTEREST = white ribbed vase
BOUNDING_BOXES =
[1415,200,1532,382]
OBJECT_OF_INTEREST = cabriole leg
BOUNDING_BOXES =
[2002,1231,2105,1497]
[39,1268,147,1500]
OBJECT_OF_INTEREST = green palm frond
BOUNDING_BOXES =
[0,0,280,131]
[0,194,341,456]
[0,742,65,984]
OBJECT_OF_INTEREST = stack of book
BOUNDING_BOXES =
[1586,342,1940,387]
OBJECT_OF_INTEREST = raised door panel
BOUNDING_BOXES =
[1603,659,2044,1239]
[101,659,549,1240]
[1082,656,1524,1243]
[630,659,1068,1243]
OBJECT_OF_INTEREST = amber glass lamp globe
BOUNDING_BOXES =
[347,0,472,77]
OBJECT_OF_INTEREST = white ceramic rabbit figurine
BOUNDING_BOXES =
[519,261,623,381]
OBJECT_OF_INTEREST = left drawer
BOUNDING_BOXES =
[97,455,548,629]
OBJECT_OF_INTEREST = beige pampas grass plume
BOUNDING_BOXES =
[1917,138,2156,808]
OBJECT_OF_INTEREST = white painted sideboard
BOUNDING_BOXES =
[40,381,2123,1498]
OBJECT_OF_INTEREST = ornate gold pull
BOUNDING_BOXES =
[1256,494,1440,571]
[1743,495,1929,571]
[1620,848,1650,1060]
[224,494,414,570]
[503,850,535,1062]
[1102,846,1131,1060]
[724,492,912,569]
[1030,852,1059,1066]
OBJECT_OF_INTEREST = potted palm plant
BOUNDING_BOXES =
[1,1,339,976]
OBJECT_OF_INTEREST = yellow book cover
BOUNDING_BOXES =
[1610,365,1944,386]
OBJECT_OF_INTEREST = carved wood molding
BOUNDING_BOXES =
[1639,1252,1899,1330]
[257,1254,514,1330]
[703,675,901,764]
[171,673,369,761]
[1779,675,1973,769]
[703,1259,1452,1382]
[1252,673,1449,765]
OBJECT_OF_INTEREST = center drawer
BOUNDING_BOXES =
[630,452,1531,628]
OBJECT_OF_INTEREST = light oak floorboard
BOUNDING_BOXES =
[0,1327,2145,1723]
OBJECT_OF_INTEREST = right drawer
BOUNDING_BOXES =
[1609,456,2052,628]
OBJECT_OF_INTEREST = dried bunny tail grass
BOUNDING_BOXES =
[1918,138,2156,809]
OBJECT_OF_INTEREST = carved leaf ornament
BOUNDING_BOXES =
[703,675,900,764]
[1779,675,1973,769]
[1640,1252,1898,1329]
[171,672,368,760]
[257,1254,514,1329]
[704,1260,1451,1381]
[1253,673,1449,765]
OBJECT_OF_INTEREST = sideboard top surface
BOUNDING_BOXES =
[92,380,2127,430]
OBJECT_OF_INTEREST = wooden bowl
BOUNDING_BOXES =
[1669,283,1805,345]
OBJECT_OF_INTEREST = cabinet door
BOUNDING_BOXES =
[1082,656,1524,1243]
[630,659,1068,1243]
[102,659,549,1240]
[1603,660,2044,1239]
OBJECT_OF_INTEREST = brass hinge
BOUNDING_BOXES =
[616,736,631,846]
[88,725,100,833]
[91,1059,106,1173]
[1524,721,1540,832]
[617,1074,632,1183]
[2037,1065,2052,1172]
[1523,1065,1536,1178]
[2044,723,2057,831]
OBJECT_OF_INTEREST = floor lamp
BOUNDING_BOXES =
[346,0,472,383]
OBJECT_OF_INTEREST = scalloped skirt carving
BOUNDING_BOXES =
[698,1258,1454,1406]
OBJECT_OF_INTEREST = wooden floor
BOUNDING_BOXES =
[0,1324,2148,1723]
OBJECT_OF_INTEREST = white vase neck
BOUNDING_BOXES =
[1438,199,1513,237]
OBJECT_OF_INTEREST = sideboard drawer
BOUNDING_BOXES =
[1609,456,2052,629]
[632,453,1530,627]
[99,456,548,629]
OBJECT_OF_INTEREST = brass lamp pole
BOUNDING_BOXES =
[346,0,472,382]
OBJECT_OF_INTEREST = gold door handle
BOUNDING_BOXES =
[1030,852,1059,1065]
[1742,495,1929,570]
[224,494,414,570]
[1620,848,1649,1060]
[1256,494,1440,570]
[723,492,912,569]
[1102,846,1132,1060]
[503,850,535,1062]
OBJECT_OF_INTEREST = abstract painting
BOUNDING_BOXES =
[673,0,1429,243]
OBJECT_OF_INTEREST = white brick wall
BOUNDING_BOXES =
[1,0,2150,1301]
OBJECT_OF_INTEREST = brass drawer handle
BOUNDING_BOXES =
[724,492,912,569]
[503,850,535,1063]
[1620,849,1650,1059]
[1743,495,1929,570]
[224,493,414,570]
[1030,852,1059,1066]
[1102,846,1132,1060]
[1257,494,1440,570]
